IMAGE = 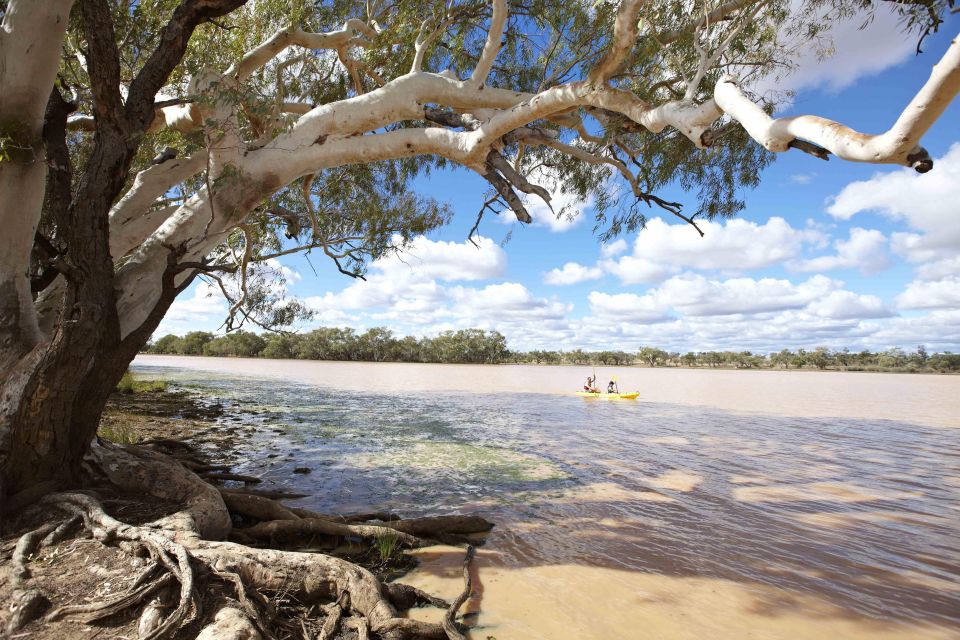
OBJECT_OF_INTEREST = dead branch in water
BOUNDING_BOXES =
[443,545,477,640]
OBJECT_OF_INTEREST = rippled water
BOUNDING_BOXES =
[133,356,960,639]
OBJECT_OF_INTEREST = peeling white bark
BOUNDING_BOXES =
[226,20,376,83]
[637,99,724,148]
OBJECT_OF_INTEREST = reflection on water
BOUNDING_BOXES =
[132,357,960,639]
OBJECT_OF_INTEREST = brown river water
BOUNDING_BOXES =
[134,356,960,639]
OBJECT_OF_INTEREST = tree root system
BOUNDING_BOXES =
[0,439,492,639]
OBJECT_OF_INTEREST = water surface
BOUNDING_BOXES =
[133,355,960,639]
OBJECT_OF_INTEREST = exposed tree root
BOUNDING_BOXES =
[6,440,489,639]
[6,589,50,635]
[384,583,449,610]
[224,487,310,500]
[46,567,175,623]
[222,486,495,549]
[443,546,476,640]
[39,491,198,640]
[12,521,61,582]
[201,471,263,484]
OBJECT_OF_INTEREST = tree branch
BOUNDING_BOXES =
[588,0,644,85]
[126,0,249,130]
[714,32,960,172]
[470,0,508,87]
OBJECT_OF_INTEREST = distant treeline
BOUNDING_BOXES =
[146,329,960,373]
[148,328,509,364]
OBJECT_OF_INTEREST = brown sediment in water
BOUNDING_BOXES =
[135,356,960,428]
[127,357,960,640]
[403,550,960,640]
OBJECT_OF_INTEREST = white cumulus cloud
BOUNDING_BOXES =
[155,281,228,336]
[605,217,822,285]
[916,256,960,281]
[806,290,892,320]
[651,273,840,317]
[896,276,960,310]
[792,227,891,275]
[588,291,670,323]
[600,238,628,258]
[777,5,915,94]
[827,143,960,264]
[375,235,506,281]
[543,262,605,286]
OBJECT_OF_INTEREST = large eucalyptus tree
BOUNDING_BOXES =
[0,0,957,636]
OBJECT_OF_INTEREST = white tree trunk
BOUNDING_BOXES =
[0,0,76,369]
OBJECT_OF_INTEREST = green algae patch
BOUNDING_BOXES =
[351,441,569,482]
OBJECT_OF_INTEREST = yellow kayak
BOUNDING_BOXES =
[576,391,640,400]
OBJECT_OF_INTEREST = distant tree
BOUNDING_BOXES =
[150,334,184,354]
[261,333,301,359]
[835,348,851,369]
[769,349,792,369]
[203,331,267,358]
[810,347,832,370]
[357,327,395,362]
[792,349,808,369]
[389,335,423,362]
[638,347,668,367]
[180,331,215,355]
[879,347,908,369]
[703,351,722,368]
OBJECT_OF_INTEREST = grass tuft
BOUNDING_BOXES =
[116,372,168,394]
[98,423,141,444]
[374,529,400,562]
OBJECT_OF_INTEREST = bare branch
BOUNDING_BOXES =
[470,0,508,87]
[486,150,552,210]
[480,167,532,223]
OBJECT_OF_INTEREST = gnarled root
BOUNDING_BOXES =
[10,440,489,639]
[5,516,79,632]
[196,606,263,640]
[39,492,197,640]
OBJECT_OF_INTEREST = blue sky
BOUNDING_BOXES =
[158,11,960,353]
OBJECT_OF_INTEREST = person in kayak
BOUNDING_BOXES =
[584,375,596,392]
[607,380,616,393]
